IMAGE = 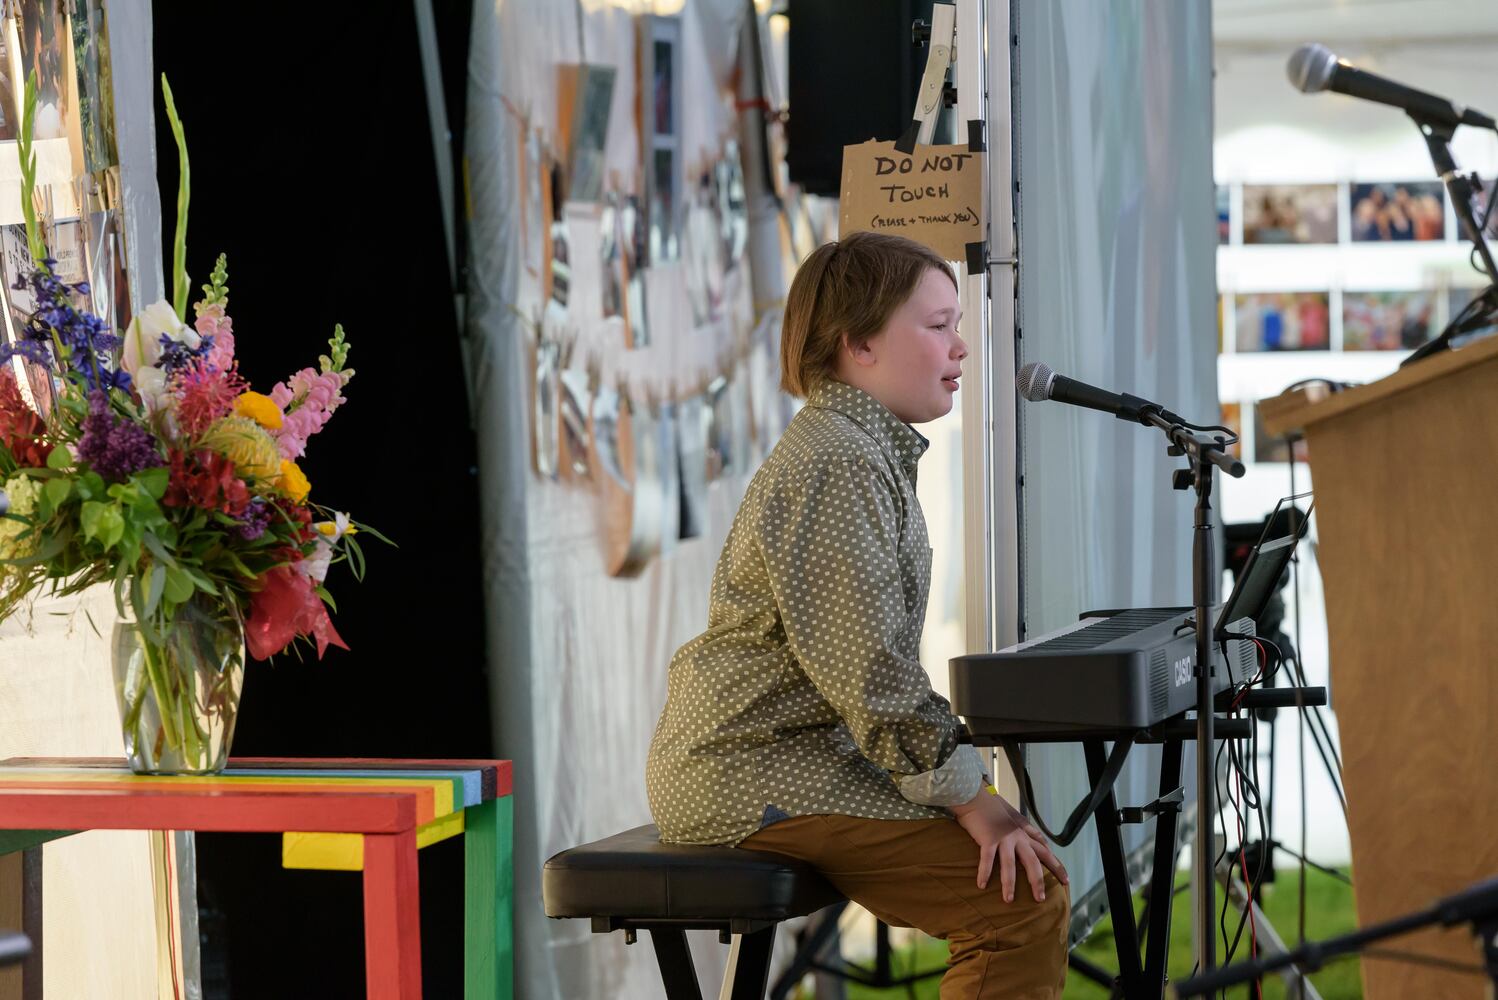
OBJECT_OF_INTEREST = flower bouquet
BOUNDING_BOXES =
[0,74,384,773]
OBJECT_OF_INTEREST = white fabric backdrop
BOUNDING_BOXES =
[1011,0,1220,936]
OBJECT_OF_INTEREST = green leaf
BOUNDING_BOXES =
[183,568,219,595]
[46,445,70,471]
[141,532,179,569]
[144,562,166,618]
[97,506,124,549]
[136,466,169,500]
[80,500,106,541]
[314,586,337,613]
[163,565,194,603]
[161,74,191,321]
[43,477,71,509]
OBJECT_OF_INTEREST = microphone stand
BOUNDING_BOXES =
[1176,875,1498,996]
[1403,114,1498,367]
[1134,406,1245,990]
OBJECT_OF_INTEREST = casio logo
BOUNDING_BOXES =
[1173,655,1194,687]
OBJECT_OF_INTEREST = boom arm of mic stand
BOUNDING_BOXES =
[1139,409,1246,479]
[1403,114,1498,367]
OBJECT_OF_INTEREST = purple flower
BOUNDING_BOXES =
[0,261,129,392]
[237,498,271,540]
[158,332,215,373]
[76,390,164,482]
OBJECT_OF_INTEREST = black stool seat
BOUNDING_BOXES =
[543,824,841,928]
[544,824,845,999]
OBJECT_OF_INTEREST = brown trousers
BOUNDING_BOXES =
[740,815,1069,1000]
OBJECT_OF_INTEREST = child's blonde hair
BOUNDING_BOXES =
[779,231,956,398]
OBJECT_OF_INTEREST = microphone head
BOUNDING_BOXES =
[1015,361,1055,402]
[1287,43,1338,94]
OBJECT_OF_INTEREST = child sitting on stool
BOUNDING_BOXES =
[647,232,1070,999]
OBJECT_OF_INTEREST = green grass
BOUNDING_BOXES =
[797,867,1361,999]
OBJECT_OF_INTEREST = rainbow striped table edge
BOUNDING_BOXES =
[0,756,514,1000]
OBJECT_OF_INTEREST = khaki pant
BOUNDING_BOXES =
[740,815,1069,1000]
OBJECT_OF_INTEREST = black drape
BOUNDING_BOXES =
[153,3,486,996]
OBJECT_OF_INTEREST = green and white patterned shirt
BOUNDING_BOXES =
[646,379,983,846]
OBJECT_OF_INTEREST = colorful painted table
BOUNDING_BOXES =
[0,757,513,1000]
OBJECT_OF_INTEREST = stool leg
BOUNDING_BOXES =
[724,927,775,1000]
[648,927,703,1000]
[363,830,423,999]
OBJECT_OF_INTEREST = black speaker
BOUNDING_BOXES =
[786,0,941,196]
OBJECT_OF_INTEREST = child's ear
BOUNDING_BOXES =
[843,332,878,368]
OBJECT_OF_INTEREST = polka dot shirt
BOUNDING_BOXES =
[646,379,984,846]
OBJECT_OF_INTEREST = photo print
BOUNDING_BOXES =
[1242,184,1337,244]
[15,0,70,140]
[1343,290,1434,350]
[1234,292,1331,352]
[1350,182,1445,242]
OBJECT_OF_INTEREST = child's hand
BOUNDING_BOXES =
[949,789,1069,902]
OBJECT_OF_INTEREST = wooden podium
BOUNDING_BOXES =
[1261,334,1498,998]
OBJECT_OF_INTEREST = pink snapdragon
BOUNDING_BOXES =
[194,300,236,371]
[269,368,348,459]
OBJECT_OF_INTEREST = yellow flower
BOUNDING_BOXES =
[234,391,284,430]
[278,459,311,503]
[199,416,282,481]
[314,512,356,539]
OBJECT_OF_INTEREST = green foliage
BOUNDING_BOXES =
[320,324,353,376]
[161,74,191,321]
[17,72,46,269]
[201,253,230,307]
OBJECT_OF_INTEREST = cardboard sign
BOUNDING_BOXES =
[838,140,985,262]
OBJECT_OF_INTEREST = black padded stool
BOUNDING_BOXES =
[543,824,843,999]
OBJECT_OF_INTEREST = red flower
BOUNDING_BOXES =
[175,359,247,436]
[245,563,348,660]
[163,448,250,516]
[0,367,51,468]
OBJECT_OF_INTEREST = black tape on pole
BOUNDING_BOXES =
[965,241,986,276]
[967,119,985,152]
[894,121,921,155]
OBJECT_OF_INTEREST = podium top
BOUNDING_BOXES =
[1261,332,1498,437]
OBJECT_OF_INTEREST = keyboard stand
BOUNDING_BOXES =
[970,716,1249,999]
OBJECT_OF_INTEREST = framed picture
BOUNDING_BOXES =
[1216,185,1230,245]
[1234,292,1330,352]
[15,0,70,140]
[561,63,615,204]
[1242,184,1337,244]
[1349,182,1445,242]
[640,15,681,265]
[70,0,118,172]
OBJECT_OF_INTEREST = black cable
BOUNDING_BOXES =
[1001,737,1135,847]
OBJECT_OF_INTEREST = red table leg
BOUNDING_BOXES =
[362,829,422,999]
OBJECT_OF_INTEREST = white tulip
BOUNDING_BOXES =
[122,301,200,375]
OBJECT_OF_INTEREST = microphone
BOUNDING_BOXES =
[1287,43,1496,131]
[1015,361,1184,425]
[1017,362,1245,478]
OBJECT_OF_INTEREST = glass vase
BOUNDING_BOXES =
[111,594,246,775]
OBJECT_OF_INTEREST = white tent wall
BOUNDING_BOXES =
[466,1,781,996]
[1010,0,1219,934]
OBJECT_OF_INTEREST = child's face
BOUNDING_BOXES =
[846,267,967,424]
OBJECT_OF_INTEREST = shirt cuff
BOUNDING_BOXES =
[896,743,984,807]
